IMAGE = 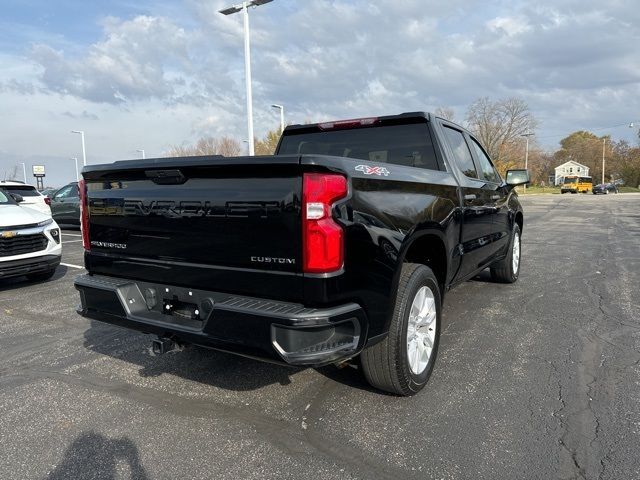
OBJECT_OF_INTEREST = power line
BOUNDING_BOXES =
[536,121,638,140]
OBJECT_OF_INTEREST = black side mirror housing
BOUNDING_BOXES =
[10,193,24,203]
[505,169,530,189]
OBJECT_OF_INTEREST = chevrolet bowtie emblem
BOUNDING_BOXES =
[1,231,17,239]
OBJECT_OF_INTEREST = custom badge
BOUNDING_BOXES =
[355,165,390,176]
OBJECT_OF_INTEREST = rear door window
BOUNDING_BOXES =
[442,126,478,178]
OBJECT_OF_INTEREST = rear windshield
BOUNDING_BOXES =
[1,185,40,196]
[278,122,441,171]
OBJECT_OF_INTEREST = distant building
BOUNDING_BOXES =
[554,161,590,185]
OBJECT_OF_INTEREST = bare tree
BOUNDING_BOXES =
[166,136,242,157]
[466,97,537,164]
[434,106,455,122]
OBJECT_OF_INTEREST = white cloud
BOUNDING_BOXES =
[31,16,190,103]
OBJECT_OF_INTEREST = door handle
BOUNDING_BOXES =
[464,194,477,201]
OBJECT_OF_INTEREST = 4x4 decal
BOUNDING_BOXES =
[355,165,390,176]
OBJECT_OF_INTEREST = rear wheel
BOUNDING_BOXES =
[360,263,441,396]
[26,268,56,282]
[490,224,521,283]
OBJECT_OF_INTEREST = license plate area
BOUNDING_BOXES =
[163,297,200,320]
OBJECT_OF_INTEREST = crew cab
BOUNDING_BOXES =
[74,112,528,395]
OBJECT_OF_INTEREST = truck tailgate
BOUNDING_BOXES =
[83,156,304,301]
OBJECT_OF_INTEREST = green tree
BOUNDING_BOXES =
[254,128,282,155]
[554,131,610,183]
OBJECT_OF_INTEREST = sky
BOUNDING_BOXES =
[1,0,639,187]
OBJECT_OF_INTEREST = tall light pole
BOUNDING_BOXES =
[71,130,87,166]
[19,162,27,183]
[137,149,146,159]
[271,104,284,133]
[602,138,606,184]
[521,132,534,192]
[70,157,79,181]
[219,0,274,156]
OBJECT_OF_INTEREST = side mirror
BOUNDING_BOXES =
[10,193,24,203]
[505,169,530,189]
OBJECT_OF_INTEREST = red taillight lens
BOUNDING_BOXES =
[44,196,51,206]
[318,117,378,130]
[78,179,90,250]
[302,173,348,273]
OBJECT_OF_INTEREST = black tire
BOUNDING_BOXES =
[360,263,441,396]
[490,224,521,283]
[26,268,56,282]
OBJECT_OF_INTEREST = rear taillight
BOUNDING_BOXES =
[78,179,90,250]
[302,173,348,273]
[44,196,51,206]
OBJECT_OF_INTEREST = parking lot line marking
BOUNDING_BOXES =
[61,262,85,269]
[62,233,82,237]
[62,239,83,243]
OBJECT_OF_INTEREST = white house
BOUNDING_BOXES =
[554,161,590,185]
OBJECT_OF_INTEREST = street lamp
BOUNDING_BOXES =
[271,104,284,133]
[521,132,534,192]
[219,0,274,156]
[19,162,27,183]
[70,157,79,181]
[136,149,146,159]
[71,130,87,166]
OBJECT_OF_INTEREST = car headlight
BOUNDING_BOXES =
[37,218,53,227]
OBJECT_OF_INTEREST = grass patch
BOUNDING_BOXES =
[517,186,561,194]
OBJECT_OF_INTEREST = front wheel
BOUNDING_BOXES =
[360,263,441,396]
[490,224,522,283]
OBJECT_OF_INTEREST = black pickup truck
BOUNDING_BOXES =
[75,112,529,395]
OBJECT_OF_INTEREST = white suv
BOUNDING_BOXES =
[0,181,52,215]
[0,188,62,282]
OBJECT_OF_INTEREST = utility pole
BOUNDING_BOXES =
[521,132,534,192]
[602,138,606,184]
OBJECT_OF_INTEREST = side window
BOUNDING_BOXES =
[469,137,500,183]
[442,126,477,178]
[54,185,73,199]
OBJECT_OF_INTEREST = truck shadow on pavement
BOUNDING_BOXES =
[47,431,149,480]
[82,321,375,393]
[83,321,306,391]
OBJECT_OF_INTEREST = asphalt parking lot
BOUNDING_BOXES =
[1,194,639,480]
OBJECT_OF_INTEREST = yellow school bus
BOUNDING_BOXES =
[560,175,592,194]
